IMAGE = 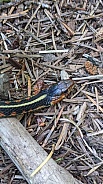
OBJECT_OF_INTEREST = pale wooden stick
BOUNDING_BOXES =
[0,118,82,184]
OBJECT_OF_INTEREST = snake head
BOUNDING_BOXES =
[48,79,74,105]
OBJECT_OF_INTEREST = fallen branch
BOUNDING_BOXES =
[0,118,83,184]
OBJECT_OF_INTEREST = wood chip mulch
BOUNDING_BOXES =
[0,0,103,184]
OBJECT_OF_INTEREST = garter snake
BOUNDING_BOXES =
[0,79,74,117]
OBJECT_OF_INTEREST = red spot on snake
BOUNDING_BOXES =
[10,112,17,116]
[0,112,5,117]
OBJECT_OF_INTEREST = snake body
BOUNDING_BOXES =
[0,79,74,117]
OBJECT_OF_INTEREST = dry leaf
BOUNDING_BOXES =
[84,61,98,75]
[76,102,87,121]
[55,123,69,150]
